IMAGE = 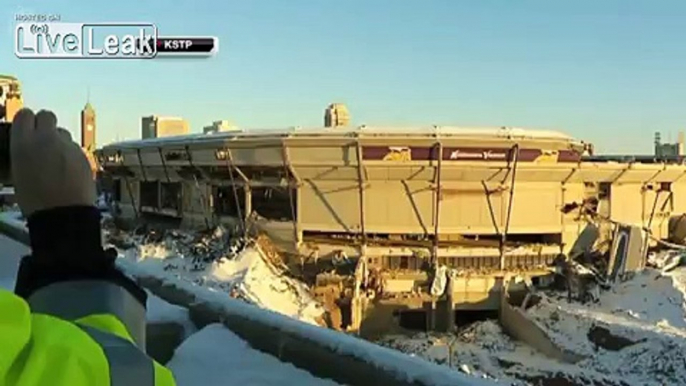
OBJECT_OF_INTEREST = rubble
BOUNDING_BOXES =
[103,224,326,326]
[648,249,686,273]
[586,325,642,351]
[102,211,686,385]
[380,247,686,386]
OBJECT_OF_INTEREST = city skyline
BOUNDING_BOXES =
[4,0,686,153]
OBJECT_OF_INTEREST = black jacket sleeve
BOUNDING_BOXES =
[13,206,146,307]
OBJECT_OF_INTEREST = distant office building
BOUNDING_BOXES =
[655,131,684,158]
[324,103,350,127]
[0,75,23,123]
[142,116,189,139]
[203,120,238,134]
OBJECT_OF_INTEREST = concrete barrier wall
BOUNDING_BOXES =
[127,265,495,386]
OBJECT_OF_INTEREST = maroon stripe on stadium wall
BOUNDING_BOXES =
[361,146,581,162]
[558,150,582,162]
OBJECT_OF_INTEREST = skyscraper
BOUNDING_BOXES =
[203,120,238,134]
[654,131,684,158]
[81,102,96,152]
[141,116,189,139]
[324,103,350,127]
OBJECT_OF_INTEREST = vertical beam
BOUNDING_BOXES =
[560,168,577,253]
[225,148,252,222]
[501,144,520,270]
[355,140,367,247]
[185,145,210,229]
[281,139,302,246]
[642,186,663,253]
[482,181,501,235]
[192,174,210,228]
[136,149,148,182]
[223,146,246,236]
[432,141,443,266]
[244,185,252,222]
[158,147,171,183]
[156,180,161,213]
[136,148,156,214]
[123,176,139,220]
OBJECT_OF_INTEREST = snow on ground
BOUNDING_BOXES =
[147,289,190,323]
[524,266,686,386]
[377,321,619,386]
[145,289,197,339]
[168,324,340,386]
[380,262,686,386]
[106,226,325,325]
[0,232,29,290]
[0,210,26,232]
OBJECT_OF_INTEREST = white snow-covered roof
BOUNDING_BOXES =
[102,125,579,150]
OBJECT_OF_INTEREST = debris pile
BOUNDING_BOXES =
[380,252,686,386]
[104,225,326,326]
[376,210,686,386]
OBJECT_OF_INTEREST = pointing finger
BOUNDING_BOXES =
[12,108,36,131]
[35,110,58,133]
[57,127,73,143]
[11,108,35,147]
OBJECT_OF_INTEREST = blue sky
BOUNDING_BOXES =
[3,0,686,153]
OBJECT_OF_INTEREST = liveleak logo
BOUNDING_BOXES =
[14,22,158,59]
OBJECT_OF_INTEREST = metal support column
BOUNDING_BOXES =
[224,146,247,236]
[158,147,171,183]
[355,140,367,248]
[123,176,139,220]
[135,148,153,214]
[500,144,519,270]
[432,141,443,266]
[282,139,302,246]
[136,149,148,182]
[482,181,501,236]
[185,145,210,229]
[642,184,665,253]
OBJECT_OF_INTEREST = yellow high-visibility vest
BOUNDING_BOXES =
[0,283,176,386]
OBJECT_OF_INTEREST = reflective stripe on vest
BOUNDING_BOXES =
[27,280,147,348]
[79,324,155,386]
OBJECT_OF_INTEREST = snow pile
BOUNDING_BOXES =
[380,264,686,386]
[168,324,340,386]
[145,289,198,341]
[525,267,686,386]
[377,321,523,383]
[377,322,621,385]
[105,226,326,326]
[0,210,26,232]
[95,194,108,211]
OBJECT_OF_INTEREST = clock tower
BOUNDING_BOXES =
[81,102,96,152]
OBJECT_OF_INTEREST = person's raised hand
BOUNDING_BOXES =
[11,108,96,217]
